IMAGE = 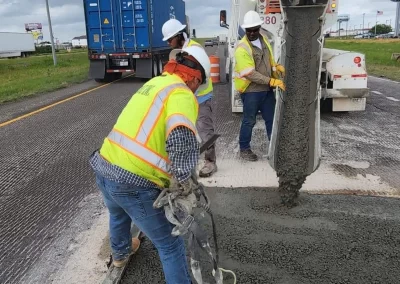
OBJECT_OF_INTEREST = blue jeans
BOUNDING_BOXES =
[95,174,191,284]
[239,90,276,150]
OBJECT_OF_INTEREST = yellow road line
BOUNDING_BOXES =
[0,75,132,128]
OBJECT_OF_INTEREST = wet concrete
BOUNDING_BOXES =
[122,187,400,284]
[274,6,326,206]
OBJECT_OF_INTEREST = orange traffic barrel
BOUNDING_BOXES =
[209,55,220,83]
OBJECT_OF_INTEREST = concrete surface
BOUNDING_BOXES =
[198,72,400,197]
[122,187,400,284]
[0,44,400,284]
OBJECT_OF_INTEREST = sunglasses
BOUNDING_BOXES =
[167,36,176,43]
[245,27,260,33]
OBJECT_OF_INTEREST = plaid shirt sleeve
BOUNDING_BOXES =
[166,126,200,183]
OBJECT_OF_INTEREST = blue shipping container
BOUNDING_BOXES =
[84,0,186,53]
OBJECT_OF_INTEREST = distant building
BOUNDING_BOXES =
[71,35,87,47]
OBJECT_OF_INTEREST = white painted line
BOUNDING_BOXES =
[370,76,400,84]
[386,96,400,102]
[371,91,383,95]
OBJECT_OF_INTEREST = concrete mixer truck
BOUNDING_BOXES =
[220,0,370,206]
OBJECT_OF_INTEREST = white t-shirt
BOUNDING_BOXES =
[250,38,262,49]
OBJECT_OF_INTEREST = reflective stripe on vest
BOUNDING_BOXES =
[107,129,170,174]
[135,83,187,144]
[166,113,197,137]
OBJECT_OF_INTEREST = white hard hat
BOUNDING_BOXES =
[169,46,211,82]
[241,11,263,29]
[162,19,187,41]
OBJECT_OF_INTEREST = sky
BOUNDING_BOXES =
[0,0,398,43]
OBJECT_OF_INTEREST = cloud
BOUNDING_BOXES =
[0,0,397,42]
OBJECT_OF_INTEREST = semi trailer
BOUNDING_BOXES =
[83,0,187,82]
[0,32,35,59]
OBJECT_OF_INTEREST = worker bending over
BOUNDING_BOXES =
[89,46,211,284]
[234,11,286,161]
[162,19,217,177]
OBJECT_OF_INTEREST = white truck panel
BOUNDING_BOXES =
[0,32,35,58]
[321,48,369,111]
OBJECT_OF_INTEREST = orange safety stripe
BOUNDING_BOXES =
[107,129,171,175]
[165,113,198,138]
[135,83,188,144]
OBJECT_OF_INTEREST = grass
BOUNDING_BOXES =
[0,52,89,103]
[325,39,400,81]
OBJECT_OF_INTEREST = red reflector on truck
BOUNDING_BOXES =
[351,74,367,78]
[354,56,362,64]
[333,75,342,79]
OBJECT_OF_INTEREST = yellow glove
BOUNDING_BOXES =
[269,78,286,91]
[274,64,286,77]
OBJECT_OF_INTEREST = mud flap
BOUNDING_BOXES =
[89,60,106,80]
[268,1,328,205]
[135,58,153,79]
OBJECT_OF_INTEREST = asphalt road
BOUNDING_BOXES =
[0,45,400,284]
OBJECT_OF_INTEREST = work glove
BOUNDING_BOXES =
[273,64,286,77]
[269,78,286,91]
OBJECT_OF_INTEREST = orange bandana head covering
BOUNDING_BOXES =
[163,58,203,84]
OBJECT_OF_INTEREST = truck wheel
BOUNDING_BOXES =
[153,57,158,77]
[158,58,163,75]
[320,98,332,113]
[153,55,163,77]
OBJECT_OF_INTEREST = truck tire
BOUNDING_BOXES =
[152,56,159,77]
[152,55,164,77]
[320,98,332,113]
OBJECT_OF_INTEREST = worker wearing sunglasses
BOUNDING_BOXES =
[234,11,286,162]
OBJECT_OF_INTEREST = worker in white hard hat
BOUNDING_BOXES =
[162,18,218,178]
[234,10,286,162]
[89,45,210,283]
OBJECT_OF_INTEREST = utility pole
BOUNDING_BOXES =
[45,0,57,66]
[396,2,400,36]
[363,13,365,32]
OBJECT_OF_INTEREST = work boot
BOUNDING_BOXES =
[113,237,141,268]
[199,161,218,177]
[240,149,258,161]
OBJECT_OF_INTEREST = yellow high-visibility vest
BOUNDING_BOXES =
[184,39,213,98]
[234,35,277,93]
[100,73,199,188]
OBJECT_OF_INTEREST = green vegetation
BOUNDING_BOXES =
[0,52,89,103]
[369,24,392,35]
[325,39,400,81]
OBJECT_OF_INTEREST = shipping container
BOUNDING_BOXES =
[0,32,35,58]
[83,0,186,82]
